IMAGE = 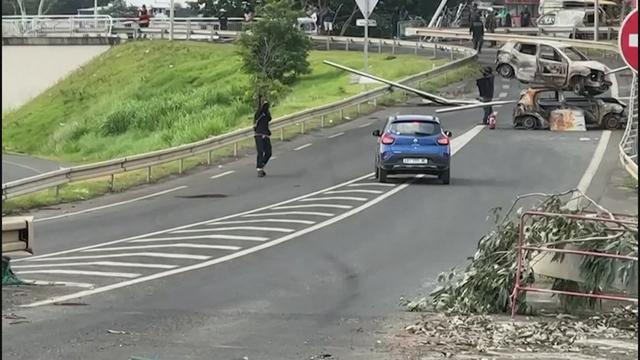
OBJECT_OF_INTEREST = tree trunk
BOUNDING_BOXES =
[339,5,357,37]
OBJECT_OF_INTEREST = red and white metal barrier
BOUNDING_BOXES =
[511,210,638,318]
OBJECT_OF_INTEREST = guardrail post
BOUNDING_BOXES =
[378,39,382,53]
[280,128,284,141]
[339,109,344,120]
[321,115,325,128]
[210,26,215,41]
[346,39,349,51]
[187,19,191,40]
[326,37,330,51]
[357,103,361,114]
[233,141,238,157]
[55,185,60,199]
[415,40,419,55]
[450,48,454,61]
[178,159,184,174]
[392,39,396,54]
[432,42,438,59]
[146,166,152,182]
[207,150,212,165]
[108,174,114,192]
[300,121,305,134]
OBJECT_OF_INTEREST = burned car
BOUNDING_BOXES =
[496,40,612,96]
[513,87,626,130]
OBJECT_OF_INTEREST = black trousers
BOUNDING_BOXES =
[254,135,272,169]
[483,105,494,124]
[473,38,484,53]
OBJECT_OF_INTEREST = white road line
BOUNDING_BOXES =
[324,189,383,195]
[567,131,612,209]
[12,261,178,269]
[210,170,235,179]
[2,159,44,174]
[131,235,268,243]
[502,84,510,90]
[18,172,376,263]
[358,121,374,128]
[242,211,335,217]
[83,243,241,252]
[294,143,312,151]
[498,92,508,98]
[29,253,212,262]
[21,279,95,288]
[35,186,188,223]
[347,182,395,187]
[273,204,353,210]
[328,132,344,138]
[16,270,140,278]
[20,125,484,307]
[207,219,316,226]
[173,226,294,233]
[300,196,368,202]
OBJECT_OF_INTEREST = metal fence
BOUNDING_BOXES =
[1,36,476,200]
[620,74,639,180]
[2,15,113,37]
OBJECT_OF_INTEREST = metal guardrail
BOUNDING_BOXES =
[620,74,639,180]
[2,216,34,254]
[1,36,477,200]
[405,28,619,52]
[2,15,113,37]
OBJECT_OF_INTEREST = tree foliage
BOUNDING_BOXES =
[237,0,312,105]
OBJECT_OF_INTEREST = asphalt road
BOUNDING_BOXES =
[2,64,624,359]
[1,154,63,183]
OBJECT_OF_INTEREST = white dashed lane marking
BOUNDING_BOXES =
[294,143,312,151]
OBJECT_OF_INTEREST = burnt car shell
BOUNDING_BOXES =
[513,87,626,130]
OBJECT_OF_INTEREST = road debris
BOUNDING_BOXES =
[422,190,638,314]
[106,329,128,335]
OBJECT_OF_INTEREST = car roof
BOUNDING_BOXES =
[388,115,440,123]
[506,39,570,49]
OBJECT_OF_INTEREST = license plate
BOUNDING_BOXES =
[403,158,428,164]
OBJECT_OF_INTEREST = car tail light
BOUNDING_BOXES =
[380,133,395,145]
[437,136,450,145]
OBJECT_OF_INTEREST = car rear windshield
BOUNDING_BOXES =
[388,121,440,136]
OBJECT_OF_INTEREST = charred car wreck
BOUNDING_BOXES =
[496,40,612,96]
[513,87,627,130]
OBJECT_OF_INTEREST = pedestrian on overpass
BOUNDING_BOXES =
[469,13,485,54]
[476,67,495,125]
[485,11,497,47]
[254,100,273,178]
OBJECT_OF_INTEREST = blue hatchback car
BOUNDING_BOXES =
[372,115,452,184]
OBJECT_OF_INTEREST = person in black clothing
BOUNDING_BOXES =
[218,9,228,31]
[476,66,495,125]
[254,100,272,177]
[505,12,512,28]
[469,13,485,54]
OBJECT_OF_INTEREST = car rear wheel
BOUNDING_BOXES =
[439,169,450,185]
[376,167,388,183]
[602,114,621,130]
[497,64,515,79]
[521,116,538,130]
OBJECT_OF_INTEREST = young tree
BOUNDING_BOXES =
[237,0,312,106]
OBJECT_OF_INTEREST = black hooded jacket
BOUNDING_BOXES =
[254,102,272,136]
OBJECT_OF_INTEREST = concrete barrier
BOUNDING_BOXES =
[2,216,34,254]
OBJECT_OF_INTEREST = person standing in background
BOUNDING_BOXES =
[253,100,272,178]
[505,11,512,28]
[476,67,495,125]
[469,12,485,54]
[485,11,497,47]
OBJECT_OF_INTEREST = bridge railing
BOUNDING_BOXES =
[2,15,113,37]
[1,36,477,200]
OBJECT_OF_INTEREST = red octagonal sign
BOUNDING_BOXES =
[619,9,638,73]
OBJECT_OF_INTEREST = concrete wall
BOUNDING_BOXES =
[2,45,112,111]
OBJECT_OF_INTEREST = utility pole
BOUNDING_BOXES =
[594,0,599,41]
[170,0,175,40]
[364,1,369,73]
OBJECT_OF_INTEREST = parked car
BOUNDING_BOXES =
[513,87,626,130]
[372,115,452,184]
[496,39,612,96]
[536,7,613,38]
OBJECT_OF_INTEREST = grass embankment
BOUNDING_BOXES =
[2,40,478,213]
[2,40,444,163]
